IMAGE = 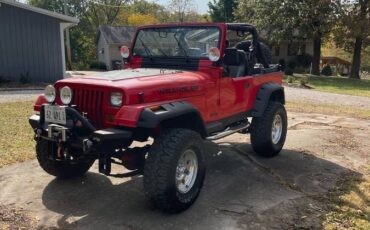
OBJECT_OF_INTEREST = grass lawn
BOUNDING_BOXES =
[286,101,370,119]
[324,174,370,230]
[0,101,35,167]
[285,74,370,98]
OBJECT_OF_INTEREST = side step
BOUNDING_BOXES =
[206,121,250,141]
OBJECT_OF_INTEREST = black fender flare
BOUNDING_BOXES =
[252,83,285,117]
[137,101,207,135]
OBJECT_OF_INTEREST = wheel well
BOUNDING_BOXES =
[252,84,285,117]
[159,113,207,138]
[269,89,285,105]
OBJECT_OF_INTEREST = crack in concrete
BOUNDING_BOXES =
[231,146,311,196]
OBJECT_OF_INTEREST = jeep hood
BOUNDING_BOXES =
[57,68,209,104]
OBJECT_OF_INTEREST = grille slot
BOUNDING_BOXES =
[72,88,105,129]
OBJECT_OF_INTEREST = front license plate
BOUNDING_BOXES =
[44,105,67,125]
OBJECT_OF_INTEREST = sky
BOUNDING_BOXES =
[152,0,211,14]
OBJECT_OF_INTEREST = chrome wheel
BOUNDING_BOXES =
[175,149,198,194]
[271,114,283,144]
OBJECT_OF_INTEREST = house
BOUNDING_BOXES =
[0,0,78,83]
[321,56,351,76]
[271,40,314,63]
[96,25,136,70]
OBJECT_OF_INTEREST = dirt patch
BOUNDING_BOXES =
[237,197,325,229]
[0,205,37,230]
[289,121,333,130]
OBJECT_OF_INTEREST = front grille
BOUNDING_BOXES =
[71,87,105,129]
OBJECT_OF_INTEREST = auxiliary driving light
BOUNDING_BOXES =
[44,85,56,103]
[60,86,73,105]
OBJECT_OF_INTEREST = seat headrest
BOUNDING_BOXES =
[224,48,246,65]
[236,41,252,52]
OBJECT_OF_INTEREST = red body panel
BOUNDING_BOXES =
[34,23,283,129]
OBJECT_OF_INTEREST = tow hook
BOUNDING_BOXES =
[82,139,94,152]
[34,128,43,140]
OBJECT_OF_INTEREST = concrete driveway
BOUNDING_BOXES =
[0,112,369,229]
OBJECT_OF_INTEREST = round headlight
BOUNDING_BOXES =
[110,92,122,107]
[44,85,56,103]
[60,86,73,105]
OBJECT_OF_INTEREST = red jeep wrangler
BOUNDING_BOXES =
[29,23,287,213]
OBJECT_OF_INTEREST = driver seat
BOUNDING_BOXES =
[223,48,247,77]
[236,41,256,70]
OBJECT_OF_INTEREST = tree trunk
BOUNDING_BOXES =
[350,37,363,79]
[312,35,321,76]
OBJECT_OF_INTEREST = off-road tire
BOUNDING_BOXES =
[250,102,287,157]
[36,140,94,179]
[144,129,205,213]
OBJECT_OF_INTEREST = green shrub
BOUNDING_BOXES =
[285,68,294,76]
[287,75,295,83]
[299,77,309,86]
[89,61,107,70]
[19,72,31,84]
[321,65,333,76]
[71,62,89,71]
[0,76,10,86]
[278,59,286,70]
[294,66,307,74]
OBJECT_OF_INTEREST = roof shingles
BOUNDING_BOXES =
[99,25,136,44]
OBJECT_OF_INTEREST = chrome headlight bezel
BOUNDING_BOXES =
[44,85,56,103]
[110,92,123,107]
[60,86,73,105]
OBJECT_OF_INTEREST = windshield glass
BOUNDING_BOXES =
[133,26,221,59]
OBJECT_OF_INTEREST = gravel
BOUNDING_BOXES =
[285,86,370,110]
[0,90,42,103]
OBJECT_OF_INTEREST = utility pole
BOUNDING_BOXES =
[64,0,72,69]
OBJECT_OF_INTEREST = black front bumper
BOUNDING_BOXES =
[29,105,133,151]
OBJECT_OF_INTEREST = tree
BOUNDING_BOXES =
[234,0,257,23]
[28,0,129,68]
[236,0,336,76]
[127,13,159,26]
[333,0,370,79]
[115,0,169,25]
[208,0,237,22]
[168,0,195,23]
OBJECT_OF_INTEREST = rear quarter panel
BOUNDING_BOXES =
[246,72,283,111]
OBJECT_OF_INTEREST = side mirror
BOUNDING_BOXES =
[208,47,221,62]
[120,46,130,59]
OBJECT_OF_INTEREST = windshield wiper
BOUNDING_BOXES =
[173,32,189,61]
[157,49,168,57]
[138,37,153,60]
